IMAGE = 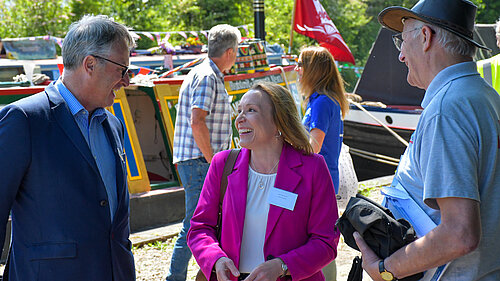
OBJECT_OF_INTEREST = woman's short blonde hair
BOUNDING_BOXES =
[299,46,349,118]
[249,82,313,155]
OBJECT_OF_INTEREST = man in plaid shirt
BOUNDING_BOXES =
[167,24,241,281]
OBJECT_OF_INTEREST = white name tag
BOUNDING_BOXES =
[268,187,298,211]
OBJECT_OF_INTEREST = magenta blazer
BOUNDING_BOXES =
[187,143,340,281]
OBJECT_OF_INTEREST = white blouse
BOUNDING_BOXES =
[238,166,276,273]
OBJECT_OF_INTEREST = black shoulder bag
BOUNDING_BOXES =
[336,194,423,281]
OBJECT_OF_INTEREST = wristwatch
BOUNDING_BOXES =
[379,260,396,281]
[276,257,288,278]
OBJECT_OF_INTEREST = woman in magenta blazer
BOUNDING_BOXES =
[187,82,340,281]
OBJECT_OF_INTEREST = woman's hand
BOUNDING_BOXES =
[243,258,284,281]
[215,257,240,281]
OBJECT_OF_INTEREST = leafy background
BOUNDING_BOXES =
[0,0,498,90]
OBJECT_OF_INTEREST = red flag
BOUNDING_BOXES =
[294,0,355,65]
[57,64,64,75]
[138,67,152,75]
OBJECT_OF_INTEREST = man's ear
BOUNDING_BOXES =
[83,55,97,74]
[422,26,434,52]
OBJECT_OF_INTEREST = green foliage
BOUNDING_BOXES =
[265,0,315,53]
[472,0,500,23]
[109,0,175,49]
[69,0,111,22]
[0,0,497,72]
[0,0,70,38]
[167,0,253,30]
[108,0,173,31]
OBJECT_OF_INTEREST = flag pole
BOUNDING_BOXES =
[288,0,297,54]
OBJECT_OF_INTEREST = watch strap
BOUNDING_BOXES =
[276,257,288,278]
[379,260,396,281]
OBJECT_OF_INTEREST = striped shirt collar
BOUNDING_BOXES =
[208,58,224,81]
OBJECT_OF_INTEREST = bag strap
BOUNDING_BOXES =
[220,149,240,203]
[215,149,240,239]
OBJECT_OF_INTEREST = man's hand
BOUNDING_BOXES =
[243,258,283,281]
[215,257,240,281]
[353,231,384,281]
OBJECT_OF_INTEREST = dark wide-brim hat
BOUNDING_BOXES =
[378,0,490,50]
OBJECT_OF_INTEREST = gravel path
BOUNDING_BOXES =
[131,235,369,281]
[0,229,369,280]
[132,187,384,280]
[0,187,385,280]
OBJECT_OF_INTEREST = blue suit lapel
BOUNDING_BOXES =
[102,118,127,210]
[45,84,100,176]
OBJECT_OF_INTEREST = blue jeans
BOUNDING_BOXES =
[167,157,210,281]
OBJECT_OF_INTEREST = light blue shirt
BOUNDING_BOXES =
[394,62,500,280]
[56,79,118,221]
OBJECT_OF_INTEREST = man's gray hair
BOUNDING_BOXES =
[411,20,477,57]
[207,24,241,58]
[62,15,135,70]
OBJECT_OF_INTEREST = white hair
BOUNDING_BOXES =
[408,19,477,57]
[62,15,135,70]
[207,24,241,58]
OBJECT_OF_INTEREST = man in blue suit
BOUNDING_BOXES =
[0,15,135,280]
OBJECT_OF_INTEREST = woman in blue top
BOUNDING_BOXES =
[296,45,349,281]
[296,46,349,194]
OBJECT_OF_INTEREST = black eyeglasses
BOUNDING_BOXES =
[92,54,129,78]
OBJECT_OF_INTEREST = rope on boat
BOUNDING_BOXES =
[349,147,400,166]
[348,100,409,147]
[276,66,290,88]
[159,57,205,78]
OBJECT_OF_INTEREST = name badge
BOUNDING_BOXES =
[268,187,298,211]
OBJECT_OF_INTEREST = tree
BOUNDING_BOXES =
[166,0,252,30]
[472,0,500,23]
[0,0,496,63]
[0,0,70,38]
[265,0,315,53]
[69,0,111,23]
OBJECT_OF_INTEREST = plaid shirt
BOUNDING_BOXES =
[173,58,232,163]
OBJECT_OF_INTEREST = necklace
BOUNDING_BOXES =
[251,158,279,190]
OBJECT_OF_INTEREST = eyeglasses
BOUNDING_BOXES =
[92,54,129,78]
[392,27,422,51]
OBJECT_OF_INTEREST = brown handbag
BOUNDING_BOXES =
[195,149,240,281]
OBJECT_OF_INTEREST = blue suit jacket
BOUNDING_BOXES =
[0,83,135,281]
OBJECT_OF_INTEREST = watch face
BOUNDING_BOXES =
[381,271,394,281]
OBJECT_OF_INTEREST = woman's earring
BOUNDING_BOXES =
[276,130,282,138]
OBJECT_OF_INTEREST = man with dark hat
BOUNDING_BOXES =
[353,0,500,280]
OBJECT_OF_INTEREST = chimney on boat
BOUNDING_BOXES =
[254,0,265,41]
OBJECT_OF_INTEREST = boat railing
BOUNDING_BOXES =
[348,99,409,147]
[346,98,412,167]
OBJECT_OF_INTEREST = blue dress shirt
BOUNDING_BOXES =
[56,79,118,221]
